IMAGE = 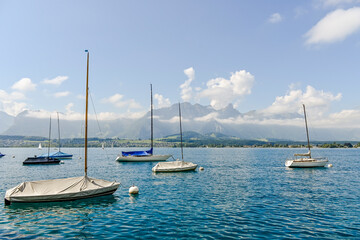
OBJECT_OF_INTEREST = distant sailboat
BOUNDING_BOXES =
[38,143,42,150]
[102,142,105,149]
[5,50,120,205]
[23,116,61,165]
[39,112,73,159]
[152,103,197,172]
[116,84,171,162]
[285,104,329,168]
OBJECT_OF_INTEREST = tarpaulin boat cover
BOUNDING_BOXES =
[40,151,73,158]
[152,161,198,172]
[122,148,153,157]
[5,176,119,203]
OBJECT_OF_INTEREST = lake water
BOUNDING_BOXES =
[0,147,359,239]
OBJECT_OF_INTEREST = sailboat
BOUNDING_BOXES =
[152,103,197,172]
[23,116,61,165]
[39,112,73,159]
[116,84,171,162]
[5,50,120,205]
[285,104,329,168]
[38,143,42,150]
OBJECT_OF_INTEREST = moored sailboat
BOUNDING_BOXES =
[285,104,329,168]
[152,103,197,172]
[39,112,73,159]
[5,50,120,205]
[23,116,61,165]
[116,84,171,162]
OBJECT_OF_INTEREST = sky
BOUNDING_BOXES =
[1,0,360,129]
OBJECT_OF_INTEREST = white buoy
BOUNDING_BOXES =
[129,186,139,194]
[328,164,333,168]
[199,167,204,171]
[12,155,15,158]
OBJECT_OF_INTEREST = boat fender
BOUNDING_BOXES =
[129,186,139,194]
[328,164,333,168]
[199,167,204,171]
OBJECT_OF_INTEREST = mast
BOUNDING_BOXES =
[85,50,89,176]
[48,116,51,158]
[150,84,153,152]
[303,104,311,158]
[179,103,183,160]
[57,112,61,152]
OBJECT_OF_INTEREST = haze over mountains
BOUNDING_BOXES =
[1,102,359,141]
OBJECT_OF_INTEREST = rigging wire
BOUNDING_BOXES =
[89,90,111,161]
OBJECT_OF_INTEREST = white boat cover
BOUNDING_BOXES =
[152,161,197,172]
[5,176,120,203]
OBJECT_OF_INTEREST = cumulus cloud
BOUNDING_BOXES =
[154,94,171,108]
[198,70,255,110]
[261,85,342,117]
[11,78,36,92]
[54,91,70,98]
[102,93,142,109]
[305,7,360,45]
[0,89,27,116]
[43,76,68,85]
[268,13,282,23]
[180,67,195,102]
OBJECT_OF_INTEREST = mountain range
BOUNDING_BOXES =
[1,102,360,141]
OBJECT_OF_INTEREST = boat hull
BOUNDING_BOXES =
[4,176,120,205]
[23,157,60,165]
[116,154,171,162]
[285,158,328,168]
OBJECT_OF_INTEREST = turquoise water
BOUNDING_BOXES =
[0,147,359,239]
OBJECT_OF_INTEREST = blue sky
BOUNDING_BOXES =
[1,0,360,128]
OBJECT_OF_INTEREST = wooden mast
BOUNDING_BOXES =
[303,104,311,158]
[85,50,89,176]
[179,103,183,160]
[150,84,153,152]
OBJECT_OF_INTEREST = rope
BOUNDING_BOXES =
[89,90,111,161]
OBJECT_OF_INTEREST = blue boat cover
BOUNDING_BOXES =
[122,148,153,157]
[39,151,73,158]
[0,153,5,157]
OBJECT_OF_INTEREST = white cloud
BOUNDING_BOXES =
[65,103,74,114]
[154,93,171,108]
[305,7,360,45]
[43,76,68,85]
[0,89,28,116]
[261,85,342,117]
[54,91,70,98]
[102,93,142,109]
[198,70,255,110]
[180,67,195,102]
[194,112,219,122]
[268,13,282,23]
[11,78,36,92]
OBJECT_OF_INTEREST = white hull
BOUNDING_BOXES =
[285,158,328,168]
[5,176,120,204]
[152,161,198,172]
[116,154,171,162]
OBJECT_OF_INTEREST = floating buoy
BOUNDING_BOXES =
[12,155,15,158]
[328,164,333,168]
[199,167,204,171]
[129,186,139,194]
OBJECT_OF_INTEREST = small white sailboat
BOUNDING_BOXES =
[5,50,120,205]
[116,84,171,162]
[38,143,42,150]
[285,104,329,168]
[102,142,105,149]
[152,103,197,173]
